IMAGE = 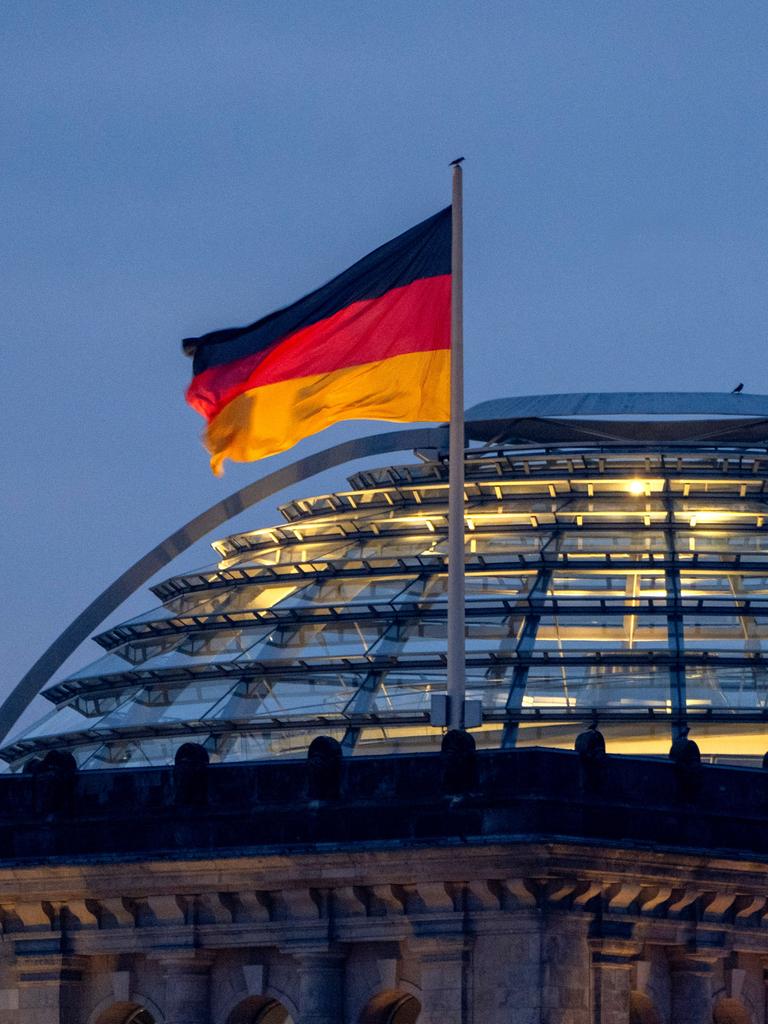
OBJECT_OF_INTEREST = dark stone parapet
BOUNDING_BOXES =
[0,746,767,864]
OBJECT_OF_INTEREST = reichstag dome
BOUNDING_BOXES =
[7,392,768,770]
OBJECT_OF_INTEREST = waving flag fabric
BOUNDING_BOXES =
[183,207,451,474]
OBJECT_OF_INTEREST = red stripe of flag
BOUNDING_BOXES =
[186,274,451,422]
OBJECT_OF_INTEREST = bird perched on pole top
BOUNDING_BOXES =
[732,383,744,393]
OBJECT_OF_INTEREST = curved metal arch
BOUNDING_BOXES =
[0,427,448,745]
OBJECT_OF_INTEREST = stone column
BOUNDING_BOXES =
[590,945,637,1024]
[296,951,345,1024]
[541,919,591,1024]
[412,936,466,1024]
[14,953,85,1024]
[670,955,718,1024]
[158,952,213,1024]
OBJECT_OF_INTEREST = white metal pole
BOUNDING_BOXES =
[447,159,466,730]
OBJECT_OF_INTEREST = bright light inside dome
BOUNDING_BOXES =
[628,480,645,496]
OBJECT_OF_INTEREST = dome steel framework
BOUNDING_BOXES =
[8,393,768,769]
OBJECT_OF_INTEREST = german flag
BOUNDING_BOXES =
[183,208,451,474]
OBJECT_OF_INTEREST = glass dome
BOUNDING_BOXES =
[8,393,768,769]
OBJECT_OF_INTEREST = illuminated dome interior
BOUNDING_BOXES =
[8,392,768,770]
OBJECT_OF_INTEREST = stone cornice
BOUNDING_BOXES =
[2,840,768,898]
[0,843,766,959]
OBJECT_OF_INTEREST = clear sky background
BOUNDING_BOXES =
[2,1,768,723]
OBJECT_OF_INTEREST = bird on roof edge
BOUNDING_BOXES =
[732,383,744,393]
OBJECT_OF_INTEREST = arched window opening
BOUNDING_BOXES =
[630,991,660,1024]
[360,990,421,1024]
[226,996,294,1024]
[96,1005,155,1024]
[125,1013,154,1024]
[714,998,752,1024]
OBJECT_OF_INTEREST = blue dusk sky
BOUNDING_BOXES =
[2,1,768,722]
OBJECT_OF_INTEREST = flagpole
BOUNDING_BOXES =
[447,158,466,730]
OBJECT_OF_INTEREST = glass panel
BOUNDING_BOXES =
[680,572,741,598]
[513,718,672,755]
[674,500,767,526]
[340,537,446,559]
[212,727,346,761]
[686,722,768,763]
[461,573,537,601]
[79,736,181,768]
[514,719,580,749]
[359,666,513,714]
[238,620,388,661]
[468,666,515,709]
[685,665,768,710]
[219,540,351,570]
[677,531,768,558]
[555,498,668,521]
[733,575,768,597]
[469,532,553,556]
[207,674,363,721]
[669,478,764,495]
[119,629,270,669]
[124,592,220,622]
[8,699,120,742]
[66,743,105,769]
[521,663,672,711]
[352,723,445,755]
[683,612,768,652]
[123,582,306,624]
[282,576,416,607]
[382,615,526,655]
[548,571,667,600]
[63,630,265,679]
[348,573,538,607]
[589,720,672,755]
[679,571,768,600]
[96,680,238,728]
[65,644,182,681]
[557,531,669,556]
[532,614,669,652]
[363,670,439,714]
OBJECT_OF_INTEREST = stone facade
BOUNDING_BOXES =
[3,845,768,1024]
[1,745,768,1023]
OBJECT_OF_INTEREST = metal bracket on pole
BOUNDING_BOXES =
[430,694,481,730]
